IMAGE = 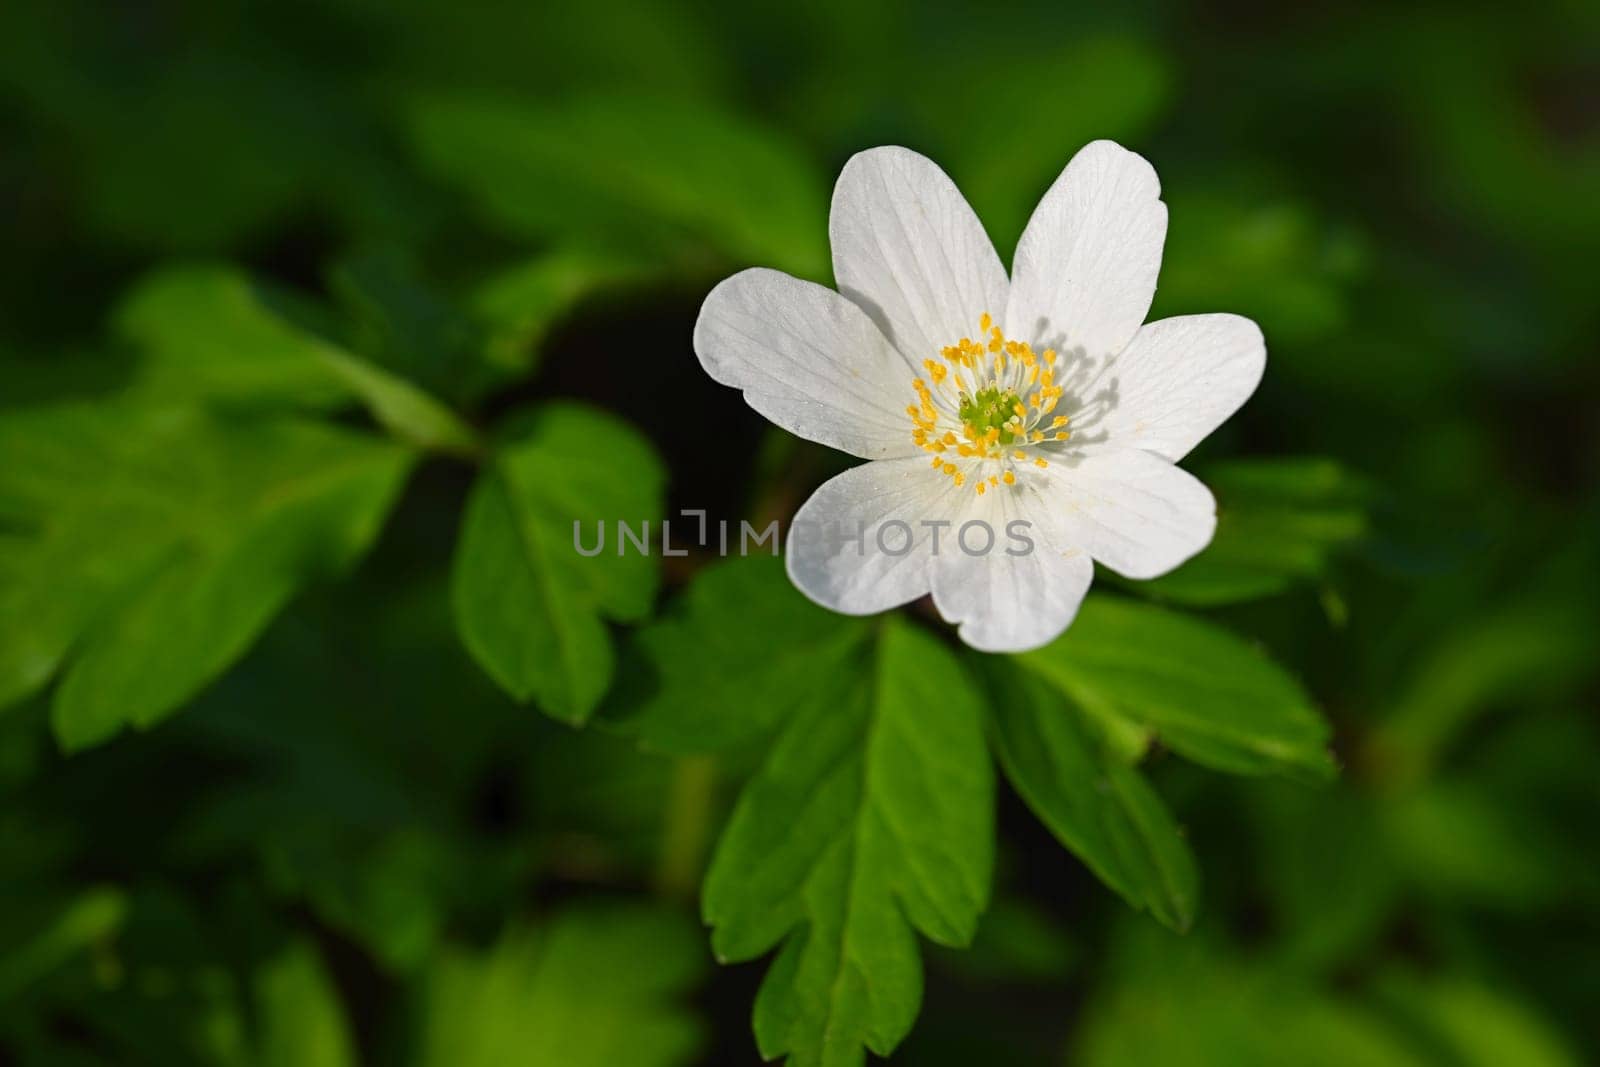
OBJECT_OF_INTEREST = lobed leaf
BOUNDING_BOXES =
[451,403,665,723]
[0,402,413,749]
[704,618,993,1067]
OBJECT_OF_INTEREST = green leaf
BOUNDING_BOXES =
[408,93,828,277]
[452,403,665,722]
[1019,597,1335,781]
[254,941,357,1067]
[473,248,656,383]
[0,402,412,749]
[417,904,707,1067]
[603,555,871,754]
[704,618,993,1067]
[987,665,1198,931]
[117,265,482,456]
[1141,457,1371,607]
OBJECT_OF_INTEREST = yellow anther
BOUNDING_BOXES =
[1035,457,1049,468]
[913,312,1081,490]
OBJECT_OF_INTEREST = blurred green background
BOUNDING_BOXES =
[1,1,1597,1064]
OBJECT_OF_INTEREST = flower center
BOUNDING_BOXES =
[905,312,1070,495]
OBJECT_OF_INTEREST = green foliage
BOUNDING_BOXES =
[1141,457,1371,607]
[452,404,665,722]
[417,905,707,1067]
[704,618,993,1067]
[1020,597,1335,781]
[118,266,482,456]
[931,35,1172,254]
[0,888,127,1003]
[472,249,656,383]
[254,942,358,1067]
[0,403,411,749]
[987,667,1198,931]
[408,93,829,277]
[1156,195,1367,345]
[1073,924,1582,1067]
[605,555,870,754]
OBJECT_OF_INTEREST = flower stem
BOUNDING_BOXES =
[655,755,718,902]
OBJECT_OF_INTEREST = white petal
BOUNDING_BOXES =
[695,268,918,460]
[929,486,1095,653]
[1079,314,1265,461]
[785,456,964,614]
[830,146,1009,366]
[1004,140,1167,367]
[1030,446,1215,579]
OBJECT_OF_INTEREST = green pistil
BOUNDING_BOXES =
[958,387,1022,445]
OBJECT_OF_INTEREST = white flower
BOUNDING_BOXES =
[693,141,1265,653]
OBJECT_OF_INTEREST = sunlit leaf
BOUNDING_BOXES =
[1019,597,1335,781]
[452,404,664,722]
[987,666,1198,931]
[118,265,482,456]
[704,617,993,1067]
[418,904,707,1067]
[0,402,412,749]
